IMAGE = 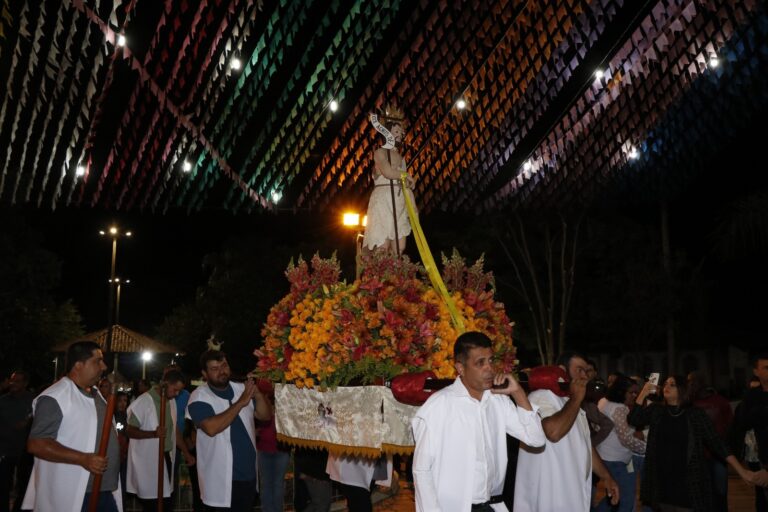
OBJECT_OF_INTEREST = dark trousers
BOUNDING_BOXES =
[0,455,19,512]
[1,453,32,512]
[749,461,767,512]
[138,497,173,512]
[80,491,119,512]
[188,462,203,512]
[204,479,256,512]
[337,482,372,512]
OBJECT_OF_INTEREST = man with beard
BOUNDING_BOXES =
[22,341,121,512]
[187,350,270,511]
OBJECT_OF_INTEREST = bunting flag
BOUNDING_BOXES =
[0,0,765,212]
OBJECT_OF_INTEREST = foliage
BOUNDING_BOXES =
[255,251,516,388]
[495,213,583,365]
[0,219,83,381]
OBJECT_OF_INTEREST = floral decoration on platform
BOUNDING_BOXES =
[255,251,515,388]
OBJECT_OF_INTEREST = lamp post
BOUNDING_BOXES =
[342,212,367,279]
[99,226,131,367]
[141,351,152,379]
[109,277,131,325]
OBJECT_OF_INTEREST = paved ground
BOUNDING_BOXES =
[373,473,761,511]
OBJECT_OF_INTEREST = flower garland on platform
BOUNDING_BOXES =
[255,250,516,389]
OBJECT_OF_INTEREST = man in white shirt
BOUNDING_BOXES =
[411,331,546,512]
[23,341,122,512]
[125,369,191,512]
[187,350,271,511]
[514,352,620,512]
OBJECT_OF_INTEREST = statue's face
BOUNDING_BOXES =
[390,124,404,142]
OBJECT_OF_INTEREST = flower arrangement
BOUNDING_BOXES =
[255,250,516,388]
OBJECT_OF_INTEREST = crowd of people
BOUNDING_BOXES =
[1,339,768,512]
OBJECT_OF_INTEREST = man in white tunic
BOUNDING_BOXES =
[23,341,122,512]
[187,350,271,511]
[411,331,546,512]
[514,352,620,512]
[125,369,191,512]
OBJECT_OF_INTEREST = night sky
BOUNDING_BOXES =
[5,111,767,356]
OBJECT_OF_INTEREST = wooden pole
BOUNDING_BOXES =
[157,383,167,512]
[88,385,117,512]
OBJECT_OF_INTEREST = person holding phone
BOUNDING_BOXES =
[629,375,768,511]
[411,331,546,512]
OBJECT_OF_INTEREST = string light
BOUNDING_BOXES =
[627,146,639,160]
[329,99,339,112]
[230,57,242,71]
[523,160,533,171]
[117,34,126,47]
[456,98,467,110]
[708,56,719,68]
[182,160,192,172]
[75,164,86,177]
[271,190,282,203]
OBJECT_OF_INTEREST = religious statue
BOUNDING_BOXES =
[363,105,416,255]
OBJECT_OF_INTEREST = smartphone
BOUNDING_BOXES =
[648,372,660,386]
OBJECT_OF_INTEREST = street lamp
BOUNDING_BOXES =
[100,225,132,368]
[108,277,131,325]
[342,212,367,279]
[141,351,152,379]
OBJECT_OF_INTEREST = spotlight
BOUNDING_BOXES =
[329,100,339,112]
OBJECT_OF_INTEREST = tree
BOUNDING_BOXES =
[495,213,583,365]
[155,233,338,375]
[0,217,84,382]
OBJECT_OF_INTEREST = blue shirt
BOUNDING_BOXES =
[188,384,257,481]
[175,388,190,427]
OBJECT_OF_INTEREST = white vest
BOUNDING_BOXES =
[187,381,257,507]
[22,377,123,512]
[126,390,177,498]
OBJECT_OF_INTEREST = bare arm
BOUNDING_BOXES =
[198,380,271,436]
[27,437,107,474]
[125,424,161,440]
[541,377,587,442]
[592,446,620,505]
[374,148,404,180]
[176,426,195,465]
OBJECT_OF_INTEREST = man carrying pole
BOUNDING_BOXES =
[125,370,189,512]
[22,341,122,512]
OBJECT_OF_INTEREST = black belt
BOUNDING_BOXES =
[471,495,503,510]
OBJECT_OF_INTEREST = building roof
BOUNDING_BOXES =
[54,324,182,354]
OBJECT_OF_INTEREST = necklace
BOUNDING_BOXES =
[667,405,685,417]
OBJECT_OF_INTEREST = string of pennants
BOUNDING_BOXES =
[0,0,765,213]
